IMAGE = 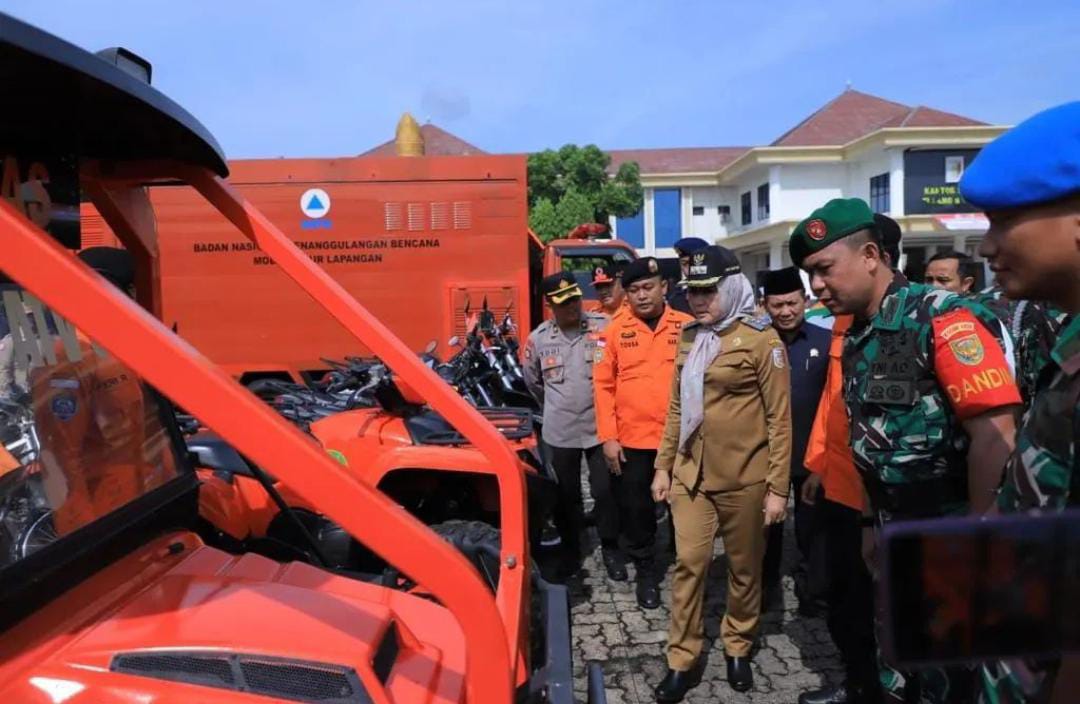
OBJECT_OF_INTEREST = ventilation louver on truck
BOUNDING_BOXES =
[110,643,395,703]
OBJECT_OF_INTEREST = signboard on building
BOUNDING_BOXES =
[903,148,981,215]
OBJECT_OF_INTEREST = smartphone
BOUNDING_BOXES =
[880,509,1080,668]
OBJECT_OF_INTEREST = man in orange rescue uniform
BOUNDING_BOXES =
[594,256,693,609]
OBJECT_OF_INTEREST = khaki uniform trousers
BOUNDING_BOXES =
[667,478,766,670]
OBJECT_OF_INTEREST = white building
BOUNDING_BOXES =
[607,89,1007,284]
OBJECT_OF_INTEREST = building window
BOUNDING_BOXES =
[740,192,752,226]
[692,205,704,216]
[717,205,731,224]
[757,183,770,221]
[870,173,891,213]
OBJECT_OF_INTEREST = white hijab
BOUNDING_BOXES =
[678,274,757,452]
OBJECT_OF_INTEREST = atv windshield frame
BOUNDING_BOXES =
[0,12,522,702]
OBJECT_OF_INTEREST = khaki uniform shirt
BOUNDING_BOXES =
[523,311,608,448]
[655,317,793,495]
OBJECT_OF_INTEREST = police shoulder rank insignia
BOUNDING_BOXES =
[949,334,985,366]
[771,347,786,369]
[743,315,770,331]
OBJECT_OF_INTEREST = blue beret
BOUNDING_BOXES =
[672,237,708,255]
[960,101,1080,210]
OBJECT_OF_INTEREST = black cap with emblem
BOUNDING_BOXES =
[685,245,741,288]
[621,257,663,288]
[541,272,583,305]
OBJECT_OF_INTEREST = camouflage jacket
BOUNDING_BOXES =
[997,314,1079,512]
[979,313,1076,704]
[978,286,1069,407]
[842,278,1019,520]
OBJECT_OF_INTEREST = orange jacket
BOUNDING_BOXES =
[804,315,864,511]
[31,334,152,535]
[594,305,693,449]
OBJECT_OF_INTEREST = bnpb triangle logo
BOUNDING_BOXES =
[300,188,331,219]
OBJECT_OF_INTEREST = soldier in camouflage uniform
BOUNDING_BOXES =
[959,101,1080,704]
[977,286,1068,409]
[791,198,1023,704]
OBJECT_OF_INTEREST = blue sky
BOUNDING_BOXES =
[7,0,1078,158]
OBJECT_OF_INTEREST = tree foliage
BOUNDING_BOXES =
[527,144,643,242]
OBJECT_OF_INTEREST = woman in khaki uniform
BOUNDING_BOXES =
[651,245,792,702]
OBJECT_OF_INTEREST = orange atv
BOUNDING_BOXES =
[0,15,604,704]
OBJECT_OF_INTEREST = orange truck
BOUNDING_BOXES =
[84,148,637,383]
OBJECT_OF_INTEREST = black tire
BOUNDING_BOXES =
[429,519,504,592]
[424,520,548,671]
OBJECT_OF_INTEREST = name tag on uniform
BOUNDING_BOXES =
[866,378,916,406]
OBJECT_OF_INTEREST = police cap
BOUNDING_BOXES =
[673,237,709,257]
[542,272,582,305]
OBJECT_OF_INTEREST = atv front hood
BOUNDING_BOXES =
[0,533,467,704]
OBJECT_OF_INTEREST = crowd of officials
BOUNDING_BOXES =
[523,100,1079,703]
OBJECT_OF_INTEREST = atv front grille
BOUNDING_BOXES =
[112,651,373,703]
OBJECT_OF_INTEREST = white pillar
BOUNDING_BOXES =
[608,214,617,238]
[768,239,784,269]
[768,165,782,223]
[889,148,905,216]
[643,188,656,256]
[952,233,967,254]
[681,188,693,237]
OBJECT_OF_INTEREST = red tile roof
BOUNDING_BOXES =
[606,146,750,174]
[359,123,486,157]
[356,91,984,173]
[771,89,985,147]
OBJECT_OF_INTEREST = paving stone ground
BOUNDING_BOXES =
[546,485,842,704]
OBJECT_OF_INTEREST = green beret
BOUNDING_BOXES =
[789,198,876,268]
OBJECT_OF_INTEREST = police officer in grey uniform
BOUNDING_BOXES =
[524,273,623,580]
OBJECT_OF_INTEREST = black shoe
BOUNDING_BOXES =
[635,570,661,609]
[725,655,753,692]
[798,685,856,704]
[654,668,697,703]
[602,551,628,581]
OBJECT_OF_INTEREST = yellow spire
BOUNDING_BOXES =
[395,113,425,156]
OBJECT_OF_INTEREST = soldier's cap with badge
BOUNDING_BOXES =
[591,263,620,286]
[541,272,583,305]
[673,237,709,257]
[789,198,877,268]
[762,266,804,296]
[686,245,742,288]
[621,256,664,288]
[960,101,1080,211]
